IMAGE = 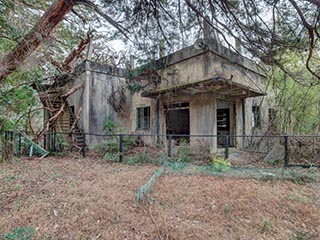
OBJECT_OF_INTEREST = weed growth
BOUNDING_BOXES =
[224,204,232,216]
[2,226,35,240]
[212,156,231,172]
[261,220,272,233]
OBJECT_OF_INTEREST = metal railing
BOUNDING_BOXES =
[0,131,319,168]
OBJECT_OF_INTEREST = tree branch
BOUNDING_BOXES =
[75,0,132,41]
[0,0,77,82]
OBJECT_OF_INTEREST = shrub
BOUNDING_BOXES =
[190,140,212,164]
[103,116,118,134]
[212,156,231,172]
[124,151,153,165]
[174,139,192,163]
[91,137,118,158]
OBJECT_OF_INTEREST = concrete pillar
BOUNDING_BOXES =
[190,93,217,153]
[83,61,91,142]
[235,98,243,148]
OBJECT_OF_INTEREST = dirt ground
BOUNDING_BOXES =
[0,157,319,239]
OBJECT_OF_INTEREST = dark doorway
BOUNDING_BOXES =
[165,102,190,140]
[217,100,235,147]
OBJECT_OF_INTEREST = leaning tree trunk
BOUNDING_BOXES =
[0,0,77,83]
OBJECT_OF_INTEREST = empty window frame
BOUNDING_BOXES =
[252,105,261,128]
[136,107,150,129]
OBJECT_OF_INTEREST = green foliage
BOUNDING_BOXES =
[2,226,35,240]
[165,161,186,171]
[136,166,165,204]
[93,117,138,160]
[173,139,192,163]
[123,151,161,166]
[125,61,160,94]
[212,156,231,172]
[0,65,44,132]
[103,116,118,134]
[261,220,272,233]
[0,118,14,131]
[224,204,232,216]
[126,61,157,80]
[91,138,118,158]
[122,136,137,151]
[125,82,142,94]
[124,151,153,165]
[285,171,315,185]
[269,51,320,134]
[91,135,136,160]
[271,159,280,166]
[289,231,313,240]
[103,152,119,162]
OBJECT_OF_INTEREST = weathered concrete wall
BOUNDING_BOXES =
[67,71,85,131]
[190,93,217,152]
[156,40,266,95]
[69,40,272,151]
[129,93,157,144]
[68,61,130,145]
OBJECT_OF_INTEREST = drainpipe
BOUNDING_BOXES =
[242,98,246,148]
[156,97,160,144]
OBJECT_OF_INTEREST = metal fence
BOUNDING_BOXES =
[0,131,319,168]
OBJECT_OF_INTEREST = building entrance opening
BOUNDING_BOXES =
[217,100,236,147]
[165,102,190,141]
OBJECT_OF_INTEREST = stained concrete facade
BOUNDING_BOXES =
[67,38,272,151]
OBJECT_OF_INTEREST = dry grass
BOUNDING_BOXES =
[0,157,319,239]
[148,174,320,239]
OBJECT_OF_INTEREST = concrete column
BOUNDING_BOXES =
[190,93,217,153]
[83,61,91,142]
[235,98,243,148]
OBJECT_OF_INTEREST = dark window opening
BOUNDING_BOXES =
[137,107,150,129]
[165,102,190,142]
[252,105,261,128]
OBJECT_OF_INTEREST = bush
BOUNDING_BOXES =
[174,139,192,163]
[124,151,153,165]
[190,140,212,164]
[91,137,118,158]
[212,156,231,172]
[91,135,138,160]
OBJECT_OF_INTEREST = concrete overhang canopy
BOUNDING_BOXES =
[141,77,266,99]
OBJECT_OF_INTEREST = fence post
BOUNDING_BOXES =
[44,133,47,150]
[168,135,172,158]
[224,135,229,160]
[53,132,57,152]
[48,131,51,151]
[82,133,86,158]
[18,133,22,157]
[284,135,289,167]
[119,134,123,162]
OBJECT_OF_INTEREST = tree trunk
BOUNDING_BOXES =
[0,0,77,83]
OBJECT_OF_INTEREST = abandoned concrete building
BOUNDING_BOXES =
[52,36,272,152]
[39,35,273,153]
